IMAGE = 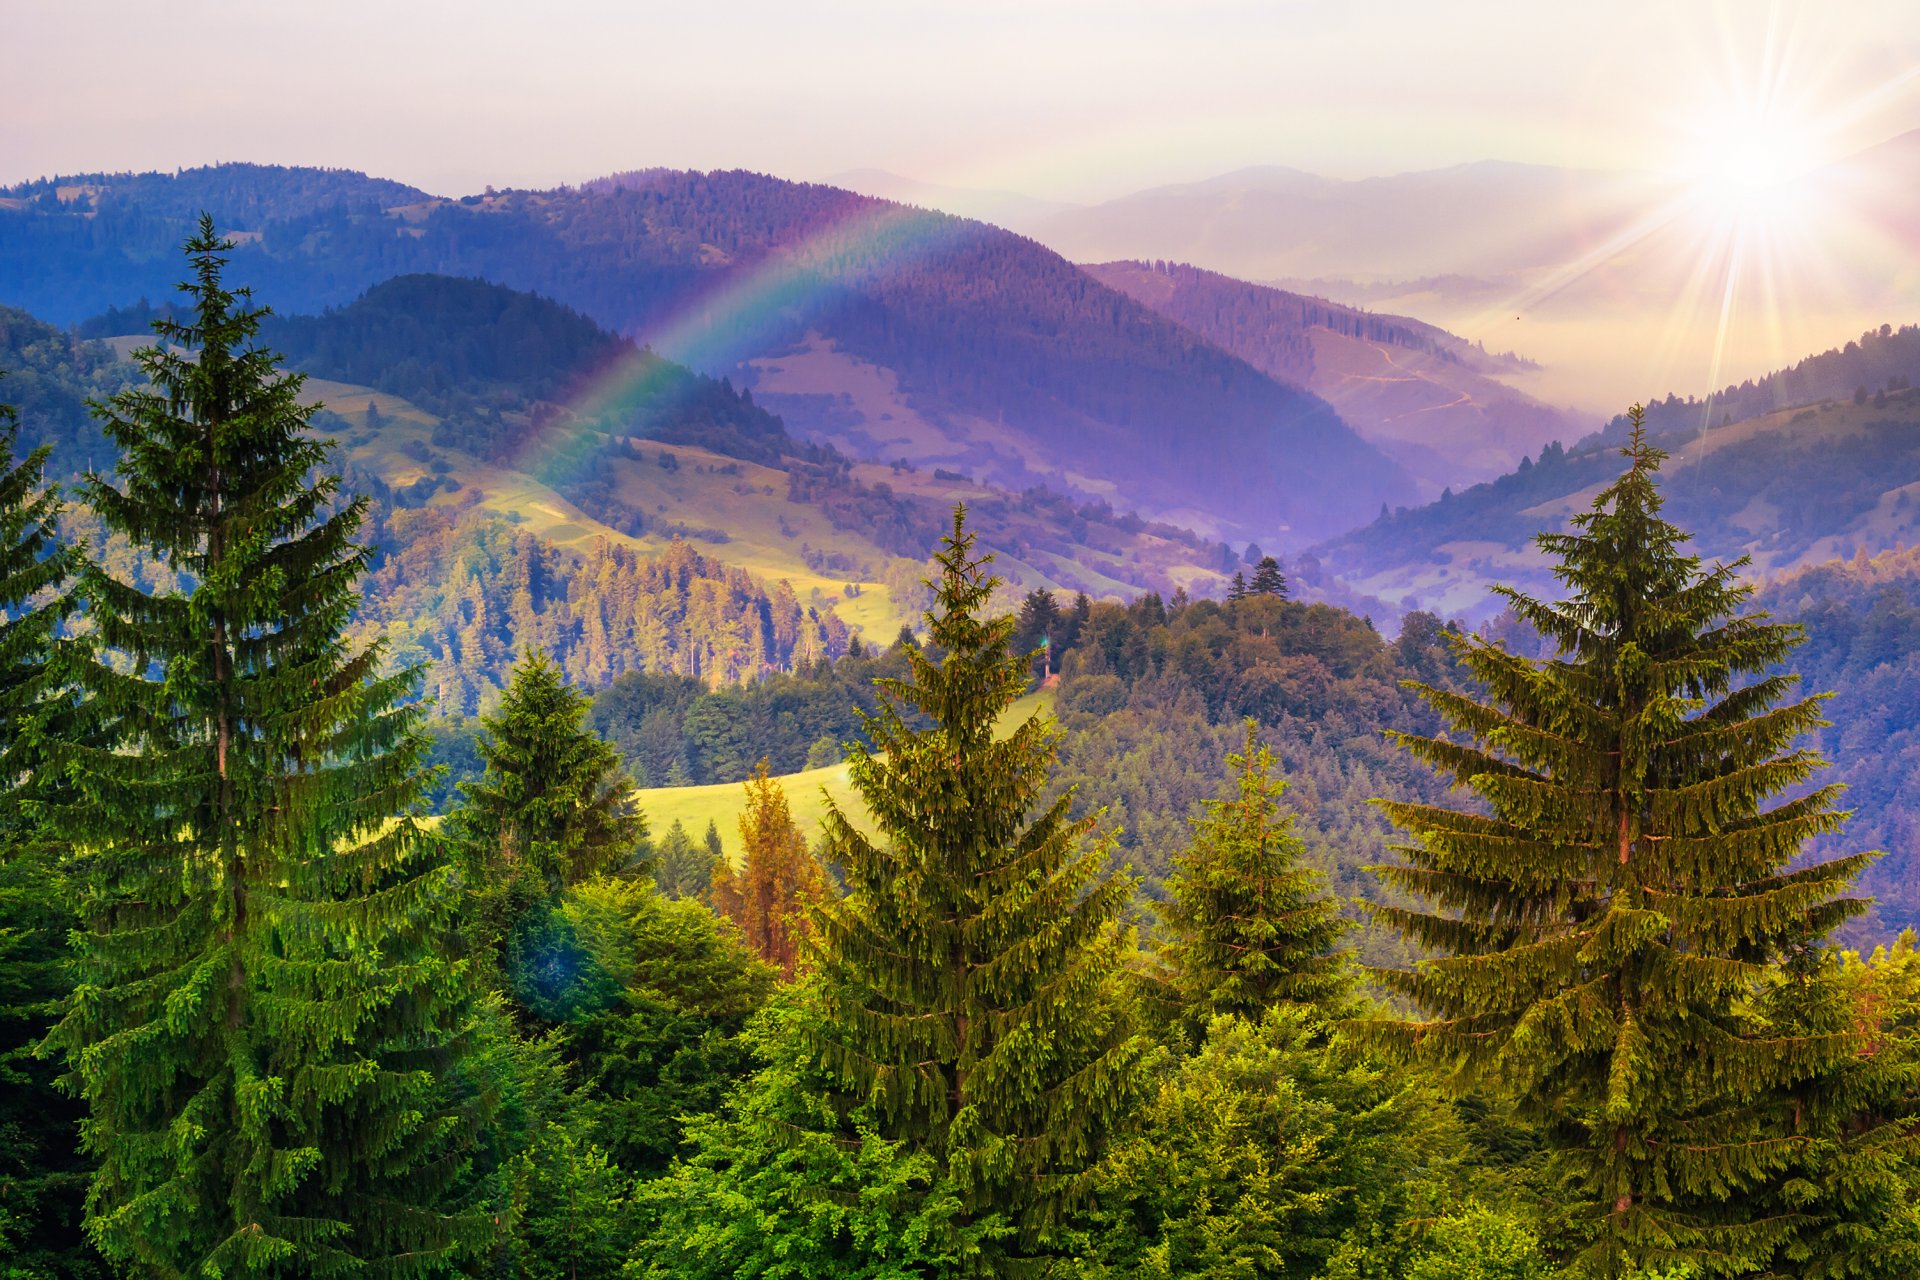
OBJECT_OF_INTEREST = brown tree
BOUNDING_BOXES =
[711,760,825,977]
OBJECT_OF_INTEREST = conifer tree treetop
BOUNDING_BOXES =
[808,505,1146,1265]
[457,646,646,897]
[1363,405,1874,1277]
[1164,719,1349,1022]
[49,216,482,1277]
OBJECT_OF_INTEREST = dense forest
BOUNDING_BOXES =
[0,163,1416,541]
[1758,547,1920,934]
[352,505,855,714]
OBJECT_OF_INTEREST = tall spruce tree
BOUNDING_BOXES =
[0,388,96,1274]
[1363,407,1874,1278]
[1163,720,1350,1022]
[808,508,1146,1265]
[47,219,483,1277]
[652,817,717,901]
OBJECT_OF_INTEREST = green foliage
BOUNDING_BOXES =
[557,876,775,1175]
[0,309,133,480]
[631,992,1011,1279]
[445,994,640,1280]
[1066,1008,1465,1280]
[808,508,1148,1266]
[1163,722,1352,1022]
[452,648,646,984]
[47,220,481,1277]
[652,817,719,901]
[1750,938,1920,1279]
[358,508,854,716]
[1331,1201,1557,1280]
[1365,408,1875,1277]
[0,382,92,1270]
[587,653,900,790]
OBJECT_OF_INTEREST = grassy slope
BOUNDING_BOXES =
[303,377,910,636]
[635,687,1057,857]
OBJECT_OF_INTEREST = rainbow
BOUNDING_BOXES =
[503,194,983,490]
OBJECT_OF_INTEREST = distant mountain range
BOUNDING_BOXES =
[0,164,1422,546]
[854,133,1920,414]
[1083,260,1581,496]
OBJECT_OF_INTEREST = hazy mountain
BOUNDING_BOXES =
[1084,260,1582,496]
[1030,161,1661,287]
[1312,322,1920,622]
[1029,135,1920,413]
[0,164,1415,544]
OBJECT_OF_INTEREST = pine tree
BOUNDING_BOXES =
[808,507,1146,1265]
[1248,555,1289,599]
[1163,721,1350,1022]
[710,760,823,979]
[703,817,724,863]
[1226,570,1248,602]
[1362,407,1874,1278]
[48,219,483,1276]
[652,817,718,901]
[1747,941,1920,1279]
[0,387,95,1273]
[454,648,645,901]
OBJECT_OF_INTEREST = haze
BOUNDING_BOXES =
[8,1,1916,199]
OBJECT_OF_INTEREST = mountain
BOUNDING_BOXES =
[1313,323,1920,621]
[1083,260,1581,495]
[0,164,1418,544]
[1753,548,1920,938]
[39,276,1239,703]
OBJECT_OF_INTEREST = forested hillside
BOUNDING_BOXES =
[1585,320,1920,446]
[1317,379,1920,619]
[10,279,1237,708]
[1087,259,1578,494]
[1759,547,1920,935]
[0,164,1417,541]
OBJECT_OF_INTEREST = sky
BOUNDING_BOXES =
[9,0,1920,202]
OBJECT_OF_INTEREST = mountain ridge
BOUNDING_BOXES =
[0,162,1416,545]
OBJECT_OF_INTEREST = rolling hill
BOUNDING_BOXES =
[1313,324,1920,621]
[1083,260,1581,495]
[0,164,1418,545]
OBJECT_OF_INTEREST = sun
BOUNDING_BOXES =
[1714,135,1793,194]
[1689,115,1821,217]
